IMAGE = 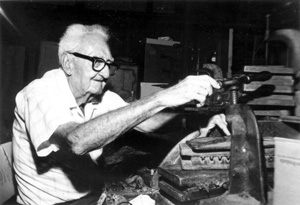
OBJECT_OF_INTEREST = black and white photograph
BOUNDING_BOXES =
[0,0,300,204]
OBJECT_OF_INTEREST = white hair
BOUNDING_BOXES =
[58,24,109,65]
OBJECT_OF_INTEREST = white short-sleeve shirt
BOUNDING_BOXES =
[12,68,128,205]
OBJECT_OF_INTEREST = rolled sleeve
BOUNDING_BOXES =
[23,84,75,157]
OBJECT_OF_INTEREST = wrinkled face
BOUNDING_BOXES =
[68,34,112,100]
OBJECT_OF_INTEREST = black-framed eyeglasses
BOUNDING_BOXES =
[67,52,120,76]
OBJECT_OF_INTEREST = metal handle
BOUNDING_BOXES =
[219,71,272,88]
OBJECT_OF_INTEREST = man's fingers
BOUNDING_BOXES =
[194,87,207,107]
[208,114,231,136]
[217,114,230,135]
[200,75,221,89]
[199,128,209,138]
[219,114,227,125]
[218,123,231,136]
[196,87,209,96]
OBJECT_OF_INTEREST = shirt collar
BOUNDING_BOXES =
[55,68,78,109]
[56,68,106,109]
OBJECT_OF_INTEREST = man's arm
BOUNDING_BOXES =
[134,108,180,133]
[50,75,220,156]
[50,93,166,155]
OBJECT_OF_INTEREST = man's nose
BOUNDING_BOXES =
[99,65,110,79]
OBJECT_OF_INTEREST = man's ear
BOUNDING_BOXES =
[61,53,72,76]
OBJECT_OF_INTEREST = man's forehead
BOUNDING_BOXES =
[83,34,107,47]
[86,33,106,42]
[81,34,111,57]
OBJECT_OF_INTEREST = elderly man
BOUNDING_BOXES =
[12,24,230,205]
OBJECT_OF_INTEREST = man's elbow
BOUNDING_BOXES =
[67,133,88,155]
[71,143,87,155]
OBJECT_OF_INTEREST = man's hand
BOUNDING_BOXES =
[199,114,230,137]
[157,75,220,108]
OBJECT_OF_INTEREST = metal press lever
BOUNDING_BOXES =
[201,71,273,107]
[219,71,272,88]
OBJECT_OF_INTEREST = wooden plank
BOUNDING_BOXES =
[244,65,294,74]
[243,84,294,93]
[245,94,294,100]
[253,110,291,116]
[245,94,295,106]
[261,76,294,86]
[247,98,294,106]
[242,66,295,117]
[280,116,300,123]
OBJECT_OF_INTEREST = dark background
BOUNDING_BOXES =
[1,0,299,143]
